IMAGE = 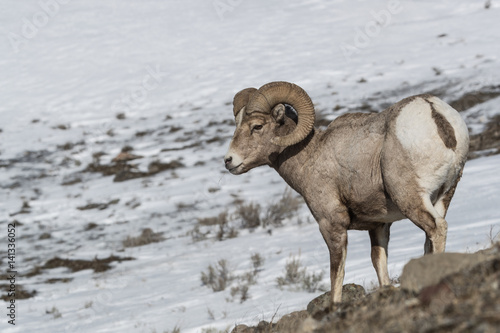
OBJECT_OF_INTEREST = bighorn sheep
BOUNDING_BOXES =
[224,81,469,303]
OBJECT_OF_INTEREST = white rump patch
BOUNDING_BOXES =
[395,98,441,152]
[395,97,457,195]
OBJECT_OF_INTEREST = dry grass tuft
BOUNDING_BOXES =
[276,254,326,293]
[236,203,261,229]
[201,254,265,303]
[122,228,166,248]
[263,189,303,227]
[201,259,233,292]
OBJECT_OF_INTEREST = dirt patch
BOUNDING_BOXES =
[0,149,52,169]
[449,85,500,112]
[207,119,234,127]
[61,176,83,186]
[84,159,184,182]
[468,114,500,159]
[160,142,202,152]
[77,198,120,211]
[39,232,51,240]
[84,161,134,176]
[84,222,100,231]
[46,255,134,272]
[135,129,155,137]
[9,201,32,216]
[0,273,38,300]
[57,140,85,151]
[169,125,183,133]
[53,124,70,130]
[206,136,227,144]
[25,255,135,276]
[45,278,73,284]
[147,160,184,173]
[0,284,37,301]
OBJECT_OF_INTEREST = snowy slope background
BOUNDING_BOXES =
[1,0,499,332]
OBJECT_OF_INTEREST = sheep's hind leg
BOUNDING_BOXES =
[381,139,446,254]
[369,223,392,286]
[433,168,463,219]
[401,194,448,254]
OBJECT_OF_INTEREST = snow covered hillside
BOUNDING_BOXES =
[1,0,499,332]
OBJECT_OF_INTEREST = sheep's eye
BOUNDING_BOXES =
[252,124,263,132]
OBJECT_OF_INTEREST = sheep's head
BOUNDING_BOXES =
[224,81,315,175]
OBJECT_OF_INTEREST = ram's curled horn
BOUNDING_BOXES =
[246,81,316,147]
[233,87,257,118]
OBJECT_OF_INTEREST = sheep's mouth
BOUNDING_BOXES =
[228,163,243,174]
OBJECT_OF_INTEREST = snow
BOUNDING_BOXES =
[1,0,499,332]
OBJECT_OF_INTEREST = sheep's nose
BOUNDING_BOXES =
[224,156,232,166]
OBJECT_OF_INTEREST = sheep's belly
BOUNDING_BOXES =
[362,208,406,223]
[349,198,406,229]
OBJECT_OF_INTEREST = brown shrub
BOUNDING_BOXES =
[122,228,166,248]
[236,203,261,229]
[262,189,303,227]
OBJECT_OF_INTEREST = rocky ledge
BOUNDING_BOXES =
[232,243,500,333]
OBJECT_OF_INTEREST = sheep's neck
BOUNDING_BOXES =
[271,129,320,197]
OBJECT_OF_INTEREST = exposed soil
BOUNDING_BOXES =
[84,159,184,182]
[449,85,500,112]
[45,278,73,284]
[77,198,120,211]
[9,200,32,216]
[0,284,37,301]
[0,150,53,168]
[61,177,83,186]
[25,255,135,277]
[468,114,500,159]
[0,273,38,301]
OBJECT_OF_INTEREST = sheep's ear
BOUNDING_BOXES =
[271,104,286,125]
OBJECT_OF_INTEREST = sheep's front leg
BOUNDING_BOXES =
[318,214,349,304]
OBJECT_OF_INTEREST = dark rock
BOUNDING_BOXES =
[419,281,455,314]
[256,320,270,332]
[235,244,500,333]
[231,324,250,333]
[307,284,366,318]
[342,283,366,302]
[275,310,309,332]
